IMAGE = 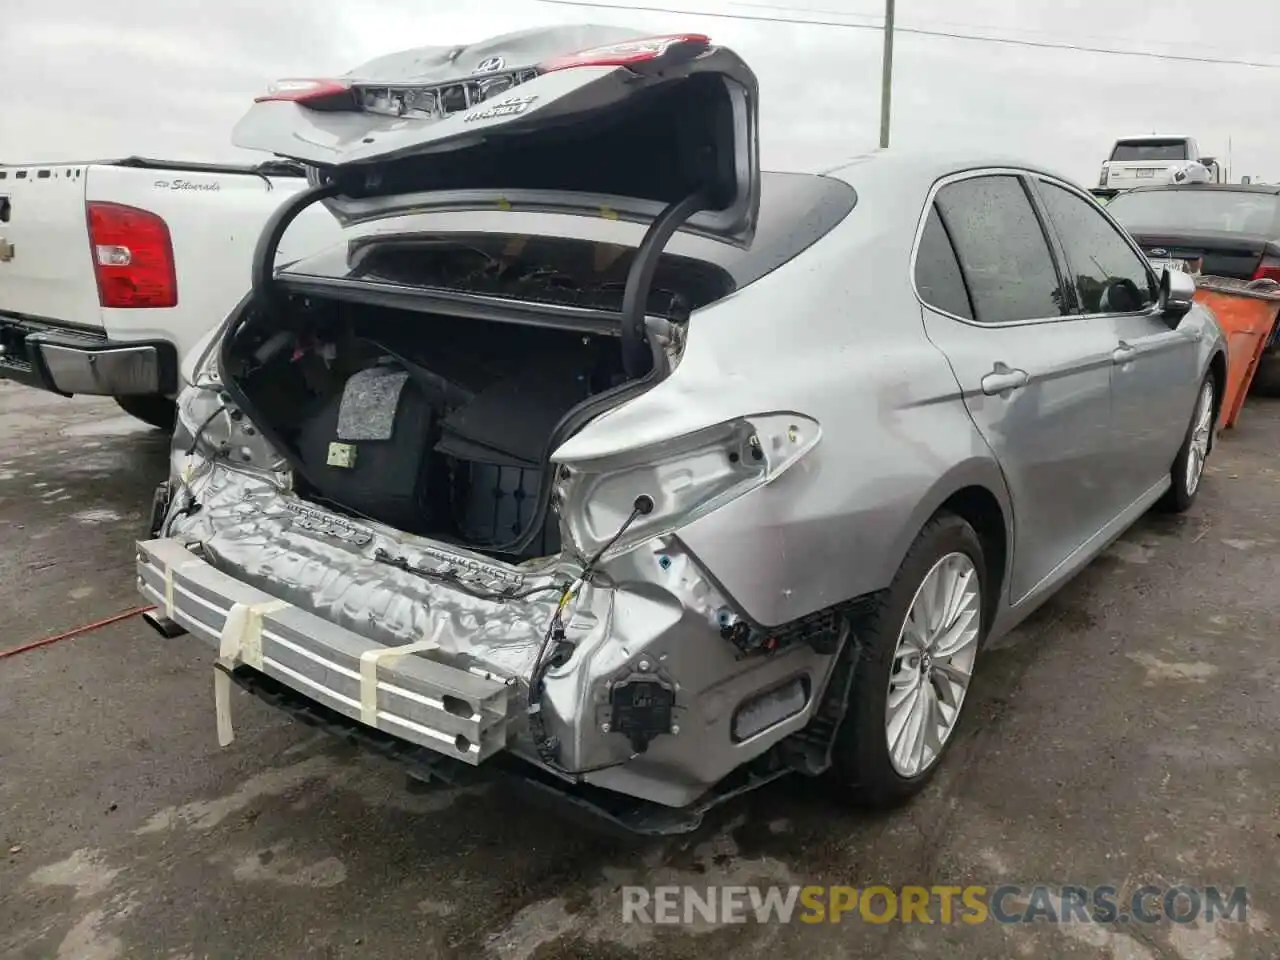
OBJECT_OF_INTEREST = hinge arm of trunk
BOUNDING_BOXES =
[250,181,339,301]
[620,190,709,378]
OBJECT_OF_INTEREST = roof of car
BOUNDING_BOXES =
[819,149,1084,191]
[1120,183,1280,196]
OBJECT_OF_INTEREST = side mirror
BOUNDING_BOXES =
[1157,266,1196,327]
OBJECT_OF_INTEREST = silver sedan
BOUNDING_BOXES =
[138,27,1227,833]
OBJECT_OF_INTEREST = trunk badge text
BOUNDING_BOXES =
[464,94,539,123]
[282,500,373,547]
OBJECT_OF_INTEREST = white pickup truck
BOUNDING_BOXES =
[1095,135,1222,198]
[0,157,339,428]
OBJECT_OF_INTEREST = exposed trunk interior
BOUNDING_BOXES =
[222,237,734,561]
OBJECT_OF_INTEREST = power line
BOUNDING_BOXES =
[734,0,1262,62]
[535,0,1280,69]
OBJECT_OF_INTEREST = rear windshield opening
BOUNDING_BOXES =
[1110,140,1189,162]
[282,171,859,314]
[346,234,737,320]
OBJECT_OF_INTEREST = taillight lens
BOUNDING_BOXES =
[254,78,355,110]
[1252,257,1280,283]
[541,34,712,73]
[87,202,177,309]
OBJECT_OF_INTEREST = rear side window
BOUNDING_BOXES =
[915,206,973,320]
[935,175,1067,324]
[1110,140,1188,162]
[1037,181,1156,313]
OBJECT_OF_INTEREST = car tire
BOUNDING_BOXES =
[828,512,987,809]
[1158,375,1216,514]
[115,395,177,433]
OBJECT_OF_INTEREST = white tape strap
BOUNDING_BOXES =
[161,559,203,620]
[164,564,175,619]
[214,670,234,747]
[358,638,441,728]
[218,599,289,669]
[212,598,289,747]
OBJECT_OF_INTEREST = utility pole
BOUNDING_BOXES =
[879,0,895,148]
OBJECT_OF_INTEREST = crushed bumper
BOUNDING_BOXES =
[143,461,849,809]
[136,537,512,764]
[0,313,177,396]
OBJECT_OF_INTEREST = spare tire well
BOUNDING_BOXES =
[935,486,1007,630]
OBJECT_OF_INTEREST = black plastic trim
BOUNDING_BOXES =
[251,181,339,299]
[621,191,708,377]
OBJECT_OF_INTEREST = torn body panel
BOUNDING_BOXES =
[146,460,844,808]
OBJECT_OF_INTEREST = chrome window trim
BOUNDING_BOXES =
[1027,173,1163,324]
[908,166,1154,329]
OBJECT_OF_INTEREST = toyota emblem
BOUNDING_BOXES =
[474,56,505,74]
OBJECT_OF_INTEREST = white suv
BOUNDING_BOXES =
[1098,136,1220,192]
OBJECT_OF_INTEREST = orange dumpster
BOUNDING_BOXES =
[1193,276,1280,430]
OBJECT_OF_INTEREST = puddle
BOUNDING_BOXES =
[71,508,127,525]
[60,417,154,439]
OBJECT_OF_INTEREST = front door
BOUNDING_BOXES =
[915,173,1117,603]
[1029,176,1199,506]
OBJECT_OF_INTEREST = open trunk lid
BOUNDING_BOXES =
[230,26,760,246]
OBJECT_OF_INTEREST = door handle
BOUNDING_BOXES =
[1112,341,1137,364]
[980,363,1029,396]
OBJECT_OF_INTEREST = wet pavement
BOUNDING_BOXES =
[0,379,1276,960]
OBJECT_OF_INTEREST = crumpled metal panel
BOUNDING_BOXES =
[167,463,561,682]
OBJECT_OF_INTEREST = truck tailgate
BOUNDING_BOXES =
[0,165,103,329]
[84,164,329,352]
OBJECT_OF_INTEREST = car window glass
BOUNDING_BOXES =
[935,176,1067,324]
[1039,181,1156,313]
[914,205,973,320]
[1109,140,1188,162]
[1107,189,1280,236]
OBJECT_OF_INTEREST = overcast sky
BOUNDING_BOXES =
[3,0,1278,186]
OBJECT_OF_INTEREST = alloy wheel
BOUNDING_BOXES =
[885,551,981,778]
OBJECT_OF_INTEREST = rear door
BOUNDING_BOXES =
[916,172,1118,603]
[1030,176,1198,507]
[0,164,101,329]
[230,28,760,246]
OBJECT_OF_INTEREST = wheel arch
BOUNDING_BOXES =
[880,459,1013,632]
[1207,348,1226,451]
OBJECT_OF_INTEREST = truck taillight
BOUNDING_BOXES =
[87,202,177,309]
[1252,257,1280,284]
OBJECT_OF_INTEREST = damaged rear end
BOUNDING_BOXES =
[137,28,856,831]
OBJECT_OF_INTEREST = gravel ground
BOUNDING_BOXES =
[0,380,1276,960]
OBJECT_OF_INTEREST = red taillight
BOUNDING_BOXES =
[1252,257,1280,283]
[254,78,354,108]
[87,202,177,309]
[541,34,712,73]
